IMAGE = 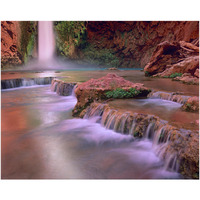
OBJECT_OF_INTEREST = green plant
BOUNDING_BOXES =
[82,44,120,67]
[134,131,139,137]
[54,21,86,57]
[145,71,151,77]
[105,88,141,99]
[19,21,36,62]
[169,73,183,78]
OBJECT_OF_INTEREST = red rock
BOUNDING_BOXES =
[86,21,199,68]
[144,41,181,75]
[174,74,199,85]
[194,68,199,78]
[1,21,22,67]
[155,56,199,77]
[182,96,199,112]
[72,73,150,117]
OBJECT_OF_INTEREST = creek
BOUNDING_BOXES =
[2,69,198,179]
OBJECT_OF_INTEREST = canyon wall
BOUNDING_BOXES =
[83,21,199,68]
[1,21,37,68]
[1,21,199,69]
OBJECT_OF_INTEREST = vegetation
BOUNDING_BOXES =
[144,71,151,77]
[82,44,120,67]
[163,73,183,78]
[105,88,141,99]
[54,21,87,57]
[19,21,36,63]
[169,73,183,78]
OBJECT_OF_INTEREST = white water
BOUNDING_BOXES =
[1,86,181,179]
[38,21,55,62]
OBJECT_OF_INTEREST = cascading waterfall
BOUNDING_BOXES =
[148,91,190,104]
[83,102,194,173]
[38,21,55,62]
[1,77,54,89]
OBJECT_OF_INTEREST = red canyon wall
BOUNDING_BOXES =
[86,21,199,67]
[1,21,199,68]
[1,21,23,67]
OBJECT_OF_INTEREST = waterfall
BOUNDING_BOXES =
[51,79,77,96]
[148,91,190,104]
[38,21,55,62]
[83,102,195,174]
[1,77,54,89]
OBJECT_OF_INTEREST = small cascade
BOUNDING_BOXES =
[51,79,77,96]
[1,77,54,89]
[148,91,190,104]
[83,102,195,174]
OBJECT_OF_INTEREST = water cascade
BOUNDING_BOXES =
[84,102,198,174]
[148,91,190,104]
[1,77,54,89]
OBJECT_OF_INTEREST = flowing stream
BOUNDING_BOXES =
[1,84,182,179]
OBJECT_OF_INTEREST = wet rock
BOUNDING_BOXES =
[148,90,190,104]
[72,73,151,117]
[182,96,199,112]
[51,79,77,96]
[83,102,199,179]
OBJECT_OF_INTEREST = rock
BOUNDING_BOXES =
[1,21,22,67]
[155,56,199,78]
[194,68,199,78]
[72,73,151,117]
[51,79,77,96]
[179,41,199,52]
[182,96,199,112]
[174,74,199,85]
[83,102,199,179]
[108,67,118,70]
[144,41,181,76]
[86,21,199,68]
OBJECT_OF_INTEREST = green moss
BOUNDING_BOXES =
[54,21,86,57]
[169,73,183,78]
[82,44,120,67]
[19,21,36,63]
[144,71,151,77]
[105,88,141,99]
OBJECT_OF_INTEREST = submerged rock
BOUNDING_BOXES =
[72,73,151,117]
[83,102,199,179]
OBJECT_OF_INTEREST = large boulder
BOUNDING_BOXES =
[173,73,199,85]
[144,40,199,79]
[72,73,151,117]
[182,96,199,112]
[144,41,181,76]
[155,56,199,78]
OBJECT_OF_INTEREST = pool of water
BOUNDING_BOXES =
[1,69,199,96]
[1,86,180,179]
[109,98,199,131]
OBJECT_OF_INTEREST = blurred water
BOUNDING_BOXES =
[1,86,181,179]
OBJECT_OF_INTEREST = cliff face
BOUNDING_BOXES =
[1,21,22,67]
[85,21,199,68]
[1,21,37,68]
[1,21,199,69]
